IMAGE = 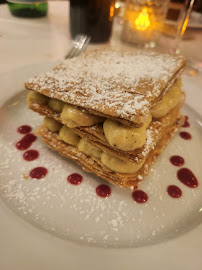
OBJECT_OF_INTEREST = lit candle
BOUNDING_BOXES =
[135,8,150,31]
[122,0,169,47]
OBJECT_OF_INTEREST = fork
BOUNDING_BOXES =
[64,34,91,59]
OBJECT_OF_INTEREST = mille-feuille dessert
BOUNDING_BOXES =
[25,50,186,189]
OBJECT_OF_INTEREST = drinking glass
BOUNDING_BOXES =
[170,0,202,72]
[170,0,195,55]
[70,0,115,43]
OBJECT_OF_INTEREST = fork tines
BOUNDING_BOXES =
[65,34,90,59]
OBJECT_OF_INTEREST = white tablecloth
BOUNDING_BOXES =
[1,2,202,75]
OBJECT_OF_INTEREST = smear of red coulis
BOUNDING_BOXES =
[67,173,83,185]
[16,133,37,150]
[179,131,192,140]
[132,190,148,203]
[182,116,190,128]
[170,155,185,166]
[96,184,111,198]
[30,167,48,179]
[177,168,198,188]
[17,125,32,134]
[167,185,182,198]
[23,150,39,161]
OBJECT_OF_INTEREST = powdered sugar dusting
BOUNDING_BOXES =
[26,50,185,124]
[141,126,159,158]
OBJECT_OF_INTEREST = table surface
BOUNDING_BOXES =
[1,2,202,74]
[0,2,202,270]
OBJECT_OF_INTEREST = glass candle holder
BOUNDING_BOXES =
[121,0,169,47]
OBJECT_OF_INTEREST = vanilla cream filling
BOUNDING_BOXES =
[102,79,182,151]
[103,114,152,151]
[151,79,182,119]
[27,92,103,127]
[58,125,80,147]
[43,119,143,174]
[29,80,182,153]
[27,91,49,105]
[78,139,102,159]
[101,153,145,174]
[43,117,62,132]
[61,104,103,128]
[49,98,65,113]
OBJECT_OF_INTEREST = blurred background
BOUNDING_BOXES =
[1,0,202,73]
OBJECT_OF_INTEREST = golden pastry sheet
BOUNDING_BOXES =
[37,117,182,189]
[25,50,186,127]
[28,92,185,164]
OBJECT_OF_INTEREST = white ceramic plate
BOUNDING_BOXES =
[0,63,202,270]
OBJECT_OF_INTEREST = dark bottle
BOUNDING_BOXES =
[7,1,47,18]
[70,0,115,43]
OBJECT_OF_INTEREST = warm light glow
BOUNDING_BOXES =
[181,16,189,36]
[135,8,150,31]
[109,4,115,21]
[115,2,120,9]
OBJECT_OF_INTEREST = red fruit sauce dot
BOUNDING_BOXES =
[96,184,111,198]
[179,131,192,140]
[177,168,198,188]
[30,167,48,179]
[182,116,190,128]
[170,155,184,166]
[16,133,37,150]
[167,185,182,198]
[132,190,148,203]
[23,150,39,161]
[17,125,32,134]
[67,173,83,185]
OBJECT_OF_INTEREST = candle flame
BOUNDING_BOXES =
[135,8,150,31]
